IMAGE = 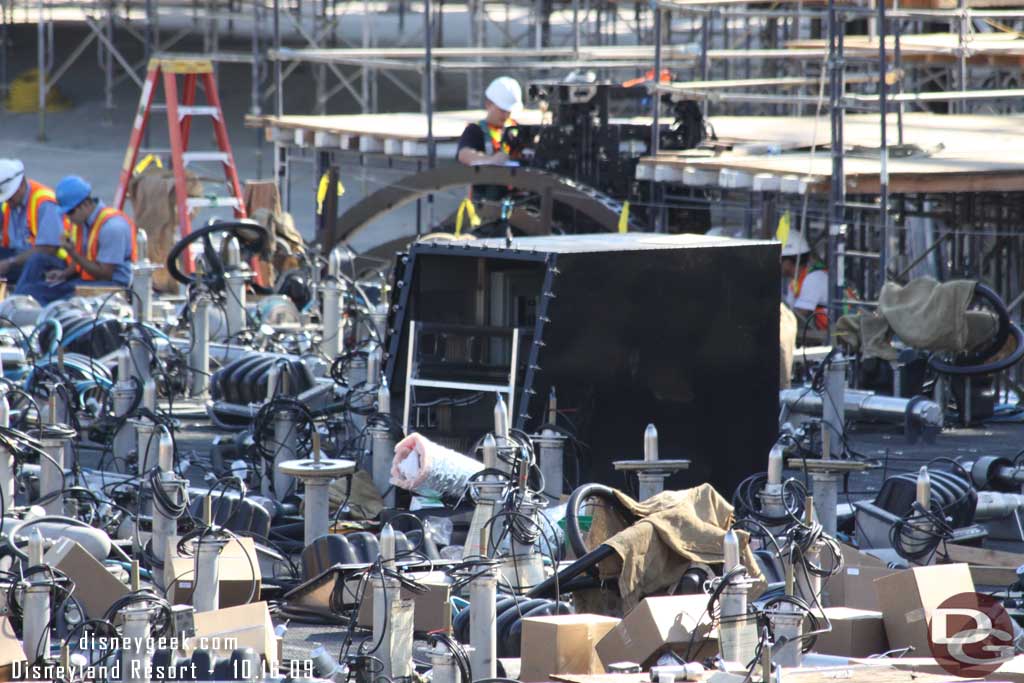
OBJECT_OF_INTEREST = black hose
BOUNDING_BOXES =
[930,322,1024,376]
[564,483,630,559]
[526,544,615,599]
[929,283,1024,376]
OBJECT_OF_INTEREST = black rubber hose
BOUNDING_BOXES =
[565,483,631,559]
[964,283,1011,364]
[526,544,615,600]
[930,321,1024,376]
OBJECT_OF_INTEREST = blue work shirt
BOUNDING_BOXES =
[6,186,64,251]
[83,202,133,286]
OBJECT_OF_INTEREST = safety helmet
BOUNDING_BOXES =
[55,175,93,214]
[0,159,25,204]
[780,230,811,257]
[485,77,523,113]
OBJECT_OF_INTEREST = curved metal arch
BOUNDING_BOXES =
[333,165,635,255]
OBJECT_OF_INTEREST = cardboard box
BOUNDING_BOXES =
[356,571,452,633]
[813,607,888,658]
[189,601,277,673]
[873,563,975,655]
[521,614,620,682]
[45,538,130,620]
[165,537,262,609]
[824,545,898,610]
[596,595,716,668]
[0,618,25,682]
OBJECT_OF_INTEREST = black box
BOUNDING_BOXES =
[384,233,779,497]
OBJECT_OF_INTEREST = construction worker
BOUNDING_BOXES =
[781,230,829,345]
[0,159,71,283]
[456,77,523,202]
[15,176,136,305]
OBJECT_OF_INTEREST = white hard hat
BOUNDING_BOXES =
[485,77,523,113]
[0,160,25,204]
[781,230,811,257]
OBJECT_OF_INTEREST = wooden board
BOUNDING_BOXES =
[788,32,1024,65]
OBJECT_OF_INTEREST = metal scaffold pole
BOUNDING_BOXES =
[826,0,844,340]
[877,0,889,290]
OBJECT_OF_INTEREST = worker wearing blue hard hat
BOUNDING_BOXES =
[0,158,73,284]
[14,175,137,305]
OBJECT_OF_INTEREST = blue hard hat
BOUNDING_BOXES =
[55,175,92,214]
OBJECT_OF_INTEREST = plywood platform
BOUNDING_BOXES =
[639,112,1024,194]
[247,109,547,157]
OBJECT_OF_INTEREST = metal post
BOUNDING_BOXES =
[271,412,297,498]
[371,382,395,507]
[535,429,564,504]
[223,238,248,340]
[425,0,436,170]
[877,0,889,288]
[113,348,138,465]
[0,391,11,515]
[822,355,846,453]
[136,419,159,476]
[469,566,498,680]
[649,6,662,233]
[273,0,283,118]
[810,471,841,536]
[36,0,45,141]
[190,293,211,397]
[23,532,49,663]
[104,0,114,121]
[719,530,749,664]
[374,525,414,681]
[132,230,155,323]
[826,0,845,342]
[193,536,226,613]
[121,605,155,683]
[39,434,65,516]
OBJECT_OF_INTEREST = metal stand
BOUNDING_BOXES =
[612,424,690,500]
[373,526,414,682]
[277,435,355,547]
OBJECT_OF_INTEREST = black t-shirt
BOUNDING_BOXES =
[456,122,507,202]
[457,122,487,155]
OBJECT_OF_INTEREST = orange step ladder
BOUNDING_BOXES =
[113,58,247,272]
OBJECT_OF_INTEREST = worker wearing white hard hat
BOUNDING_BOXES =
[0,159,72,283]
[780,227,829,344]
[456,77,524,202]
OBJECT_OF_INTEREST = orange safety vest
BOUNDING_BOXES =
[72,207,137,281]
[0,179,72,249]
[790,263,829,331]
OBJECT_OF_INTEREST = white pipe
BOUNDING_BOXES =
[303,480,331,546]
[136,420,158,476]
[494,395,509,441]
